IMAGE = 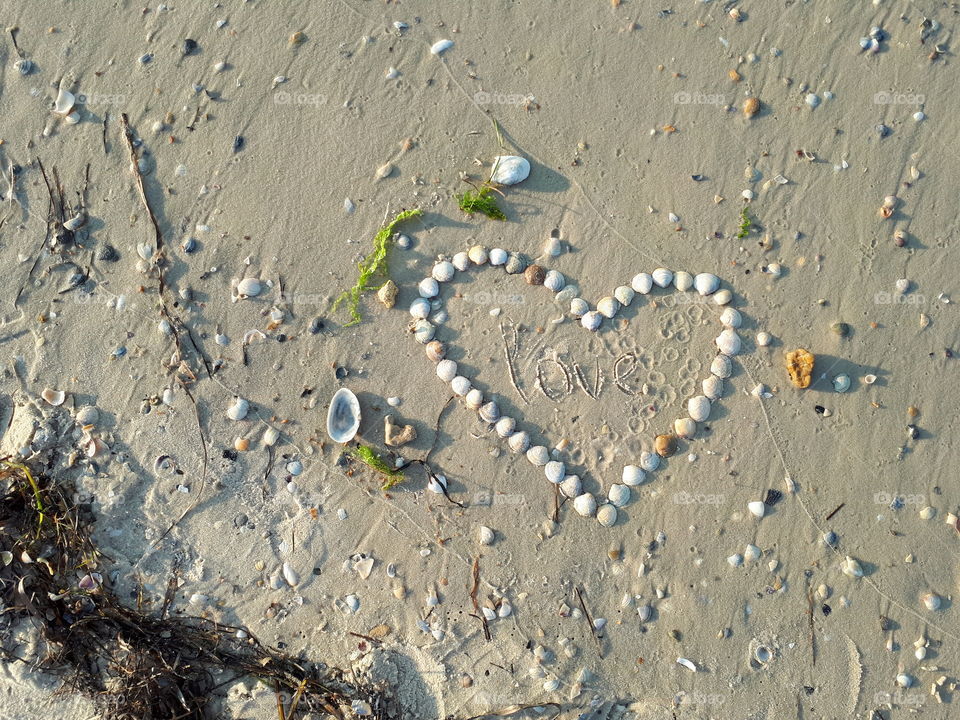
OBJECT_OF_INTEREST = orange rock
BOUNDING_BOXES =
[785,349,815,388]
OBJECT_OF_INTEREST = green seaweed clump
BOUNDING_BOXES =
[348,444,405,490]
[332,208,422,326]
[737,206,752,239]
[456,186,506,220]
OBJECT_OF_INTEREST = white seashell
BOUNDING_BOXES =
[674,417,696,439]
[465,388,484,409]
[237,277,262,297]
[282,562,300,587]
[414,319,435,344]
[479,401,500,424]
[76,406,99,426]
[570,298,589,317]
[832,374,851,393]
[263,426,280,446]
[452,252,470,271]
[468,245,488,265]
[621,465,646,486]
[430,39,454,55]
[544,270,565,292]
[652,268,673,288]
[227,397,249,420]
[432,261,455,282]
[712,289,732,305]
[526,445,550,466]
[573,493,597,517]
[508,431,530,453]
[495,416,516,438]
[841,556,863,578]
[54,87,76,115]
[41,388,66,406]
[326,388,360,442]
[542,678,559,692]
[756,331,772,347]
[637,604,653,622]
[345,594,360,612]
[673,271,694,292]
[728,553,744,567]
[437,360,458,382]
[720,307,742,328]
[597,296,620,319]
[286,459,303,476]
[497,600,513,617]
[896,673,914,689]
[482,606,497,621]
[544,234,562,256]
[560,475,581,498]
[694,273,720,296]
[687,395,711,422]
[427,474,448,494]
[631,273,654,294]
[477,526,495,546]
[677,657,698,672]
[639,451,660,472]
[747,501,766,518]
[580,311,602,331]
[614,285,635,306]
[419,277,439,298]
[608,484,631,508]
[596,503,618,527]
[451,376,472,396]
[489,155,531,186]
[409,298,431,319]
[715,329,742,356]
[710,355,733,378]
[702,376,723,400]
[921,592,941,611]
[544,460,565,483]
[489,248,508,265]
[744,544,761,563]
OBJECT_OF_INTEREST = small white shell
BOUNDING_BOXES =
[495,416,516,438]
[747,501,766,518]
[573,493,597,517]
[76,406,100,426]
[465,388,484,409]
[451,376,472,396]
[326,388,360,442]
[580,311,602,331]
[674,417,697,439]
[227,397,249,420]
[560,475,581,498]
[526,445,550,466]
[53,87,76,115]
[608,484,631,508]
[419,277,439,298]
[639,451,660,472]
[237,277,262,297]
[622,465,647,486]
[631,273,654,294]
[715,329,742,356]
[544,460,565,483]
[41,388,67,406]
[489,155,531,186]
[744,544,761,563]
[694,273,720,296]
[921,592,942,611]
[596,503,618,527]
[479,401,500,424]
[282,562,300,587]
[508,431,530,453]
[712,288,732,306]
[614,285,635,306]
[409,298,431,319]
[687,395,711,422]
[544,270,565,292]
[711,355,733,378]
[414,319,435,344]
[263,426,280,446]
[702,376,723,400]
[673,271,694,292]
[477,526,495,546]
[756,331,772,347]
[432,261,455,282]
[430,39,454,55]
[452,252,470,271]
[468,246,488,265]
[841,556,863,578]
[652,268,673,288]
[832,374,851,393]
[428,474,448,494]
[720,307,742,328]
[489,248,508,265]
[637,604,653,622]
[728,554,744,567]
[570,298,589,317]
[436,359,458,382]
[597,296,620,319]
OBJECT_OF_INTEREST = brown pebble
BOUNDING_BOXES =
[907,406,919,419]
[654,434,678,457]
[460,674,473,688]
[524,264,546,285]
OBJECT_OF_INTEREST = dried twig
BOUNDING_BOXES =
[575,585,603,657]
[470,557,491,642]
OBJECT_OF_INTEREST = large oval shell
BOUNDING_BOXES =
[694,273,720,296]
[237,277,262,297]
[652,268,673,288]
[573,493,597,517]
[507,430,530,453]
[687,395,711,422]
[526,445,550,466]
[631,273,653,294]
[715,329,742,356]
[489,155,531,186]
[702,376,723,400]
[622,465,647,486]
[608,484,631,508]
[596,503,618,527]
[597,297,620,319]
[560,475,581,498]
[711,354,733,378]
[326,388,361,443]
[495,416,516,438]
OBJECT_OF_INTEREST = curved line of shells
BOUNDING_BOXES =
[407,246,744,528]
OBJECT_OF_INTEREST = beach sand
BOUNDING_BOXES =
[0,1,958,718]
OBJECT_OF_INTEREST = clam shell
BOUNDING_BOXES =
[694,273,720,296]
[654,433,678,457]
[652,268,673,288]
[573,493,597,517]
[608,484,631,508]
[673,271,693,292]
[489,248,508,265]
[832,374,851,393]
[841,556,863,578]
[282,562,300,587]
[237,277,262,297]
[570,298,589,317]
[326,388,360,443]
[720,307,742,328]
[639,451,660,472]
[544,270,565,292]
[451,376,472,396]
[479,401,500,424]
[227,397,249,420]
[477,526,495,546]
[711,354,733,378]
[756,331,772,347]
[413,319,435,344]
[596,503,618,527]
[560,475,581,498]
[580,311,602,331]
[452,252,470,271]
[428,474,448,493]
[432,260,455,282]
[614,285,635,306]
[702,376,723,400]
[715,329,742,356]
[489,155,531,186]
[465,388,484,409]
[425,340,446,362]
[54,87,76,115]
[544,460,565,483]
[468,245,488,264]
[687,395,711,422]
[508,431,530,453]
[41,388,66,406]
[747,501,766,518]
[597,296,620,319]
[637,604,653,622]
[76,406,100,426]
[555,284,579,302]
[419,277,440,298]
[622,465,646,486]
[631,273,654,294]
[436,359,458,382]
[495,416,516,438]
[409,298,431,319]
[430,39,454,55]
[712,288,732,305]
[674,417,697,439]
[526,445,550,466]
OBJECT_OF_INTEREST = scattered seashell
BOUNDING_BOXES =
[597,296,620,319]
[756,331,772,347]
[674,418,696,439]
[744,544,761,563]
[508,431,530,453]
[743,96,761,118]
[489,155,531,186]
[236,277,262,298]
[652,268,673,288]
[608,484,631,508]
[263,426,280,446]
[53,87,76,115]
[526,445,550,466]
[677,657,698,672]
[687,396,711,422]
[76,405,99,426]
[436,359,457,382]
[863,374,877,385]
[921,592,942,611]
[326,388,361,443]
[637,604,653,622]
[728,553,744,567]
[573,493,597,517]
[425,340,446,363]
[748,501,766,518]
[785,348,815,389]
[654,433,678,457]
[41,388,66,406]
[282,562,300,587]
[384,414,416,447]
[841,556,864,578]
[432,261,455,283]
[227,397,249,420]
[715,329,742,356]
[430,39,454,55]
[596,503,618,527]
[694,273,720,296]
[234,436,250,452]
[477,526,495,546]
[832,374,851,393]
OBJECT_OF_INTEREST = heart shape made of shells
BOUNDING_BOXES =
[407,246,746,528]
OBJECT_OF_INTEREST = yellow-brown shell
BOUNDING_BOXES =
[785,348,815,389]
[654,433,678,457]
[743,97,761,119]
